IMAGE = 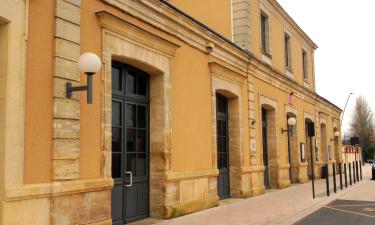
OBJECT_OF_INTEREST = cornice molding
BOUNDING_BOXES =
[96,11,181,56]
[100,0,341,114]
[209,62,247,85]
[5,179,113,202]
[101,0,250,72]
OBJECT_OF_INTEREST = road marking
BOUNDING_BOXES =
[323,206,375,219]
[363,208,375,212]
[327,203,375,207]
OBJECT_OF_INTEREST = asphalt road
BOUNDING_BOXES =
[295,199,375,225]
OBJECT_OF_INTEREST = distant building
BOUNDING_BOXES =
[342,145,362,163]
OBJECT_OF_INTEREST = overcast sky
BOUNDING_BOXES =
[277,0,375,133]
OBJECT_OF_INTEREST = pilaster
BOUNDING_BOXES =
[53,0,81,180]
[232,0,251,51]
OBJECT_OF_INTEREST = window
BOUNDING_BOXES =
[302,50,308,79]
[260,13,270,55]
[284,33,291,70]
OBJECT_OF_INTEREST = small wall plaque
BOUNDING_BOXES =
[251,139,257,155]
[300,143,306,162]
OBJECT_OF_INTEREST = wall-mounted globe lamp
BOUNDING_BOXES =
[282,117,297,135]
[66,52,102,104]
[330,131,340,141]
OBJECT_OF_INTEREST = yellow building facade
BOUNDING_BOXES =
[0,0,342,224]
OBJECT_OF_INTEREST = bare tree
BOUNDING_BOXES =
[350,96,374,160]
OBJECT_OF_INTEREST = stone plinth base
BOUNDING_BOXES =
[2,179,112,225]
[166,196,219,219]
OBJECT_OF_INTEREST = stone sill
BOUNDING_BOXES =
[5,178,113,202]
[166,169,219,181]
[261,52,272,66]
[241,165,265,173]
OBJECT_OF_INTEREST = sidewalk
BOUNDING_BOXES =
[131,165,372,225]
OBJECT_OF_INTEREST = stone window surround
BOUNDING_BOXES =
[302,47,308,80]
[284,31,292,72]
[210,62,246,197]
[260,11,270,56]
[259,2,272,63]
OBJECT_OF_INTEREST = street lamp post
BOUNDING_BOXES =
[340,93,354,126]
[282,117,297,183]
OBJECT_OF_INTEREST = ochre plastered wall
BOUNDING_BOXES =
[24,0,55,184]
[171,45,213,171]
[168,0,233,40]
[79,0,103,179]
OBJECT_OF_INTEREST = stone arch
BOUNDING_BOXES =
[211,76,244,198]
[320,123,328,163]
[261,104,278,168]
[285,111,299,183]
[259,95,279,188]
[102,28,179,218]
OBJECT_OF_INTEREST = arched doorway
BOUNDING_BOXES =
[111,62,150,224]
[320,123,328,163]
[216,93,230,199]
[214,89,242,199]
[211,72,245,199]
[261,105,278,188]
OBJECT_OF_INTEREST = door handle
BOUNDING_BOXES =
[125,171,133,187]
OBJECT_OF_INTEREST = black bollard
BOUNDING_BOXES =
[333,163,337,193]
[349,163,352,185]
[344,163,347,188]
[355,161,359,182]
[339,163,343,190]
[325,164,330,196]
[353,162,356,184]
[360,161,363,180]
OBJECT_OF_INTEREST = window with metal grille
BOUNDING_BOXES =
[303,50,308,79]
[261,13,270,55]
[284,33,292,69]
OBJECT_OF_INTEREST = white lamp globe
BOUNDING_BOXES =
[78,52,102,73]
[287,117,297,126]
[334,131,340,137]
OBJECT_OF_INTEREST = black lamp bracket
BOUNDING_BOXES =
[281,126,294,136]
[66,72,94,104]
[281,128,290,133]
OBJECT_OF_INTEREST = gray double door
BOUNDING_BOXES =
[262,108,270,188]
[216,93,230,200]
[111,62,150,225]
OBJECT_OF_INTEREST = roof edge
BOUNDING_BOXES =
[316,93,343,112]
[270,0,318,49]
